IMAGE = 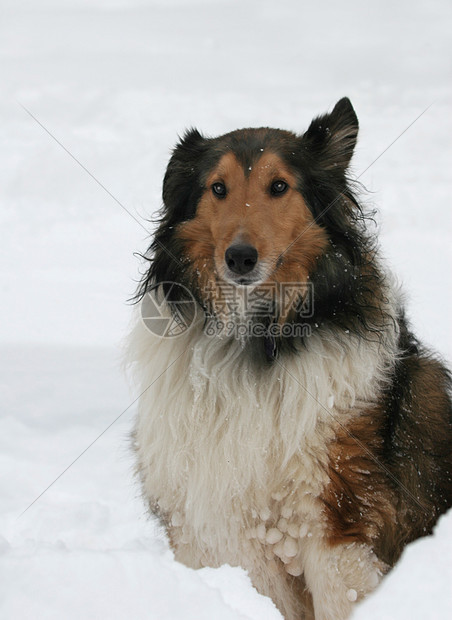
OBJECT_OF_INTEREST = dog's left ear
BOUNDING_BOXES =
[162,128,208,220]
[302,97,358,173]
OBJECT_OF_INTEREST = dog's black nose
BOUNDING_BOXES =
[225,244,258,275]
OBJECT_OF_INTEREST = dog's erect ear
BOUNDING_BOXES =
[162,128,208,220]
[302,98,359,173]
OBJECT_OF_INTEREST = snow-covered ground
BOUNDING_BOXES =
[1,1,451,618]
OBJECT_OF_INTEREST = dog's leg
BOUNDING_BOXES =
[169,518,314,619]
[246,559,314,620]
[301,536,386,620]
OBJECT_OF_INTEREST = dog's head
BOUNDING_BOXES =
[137,98,381,352]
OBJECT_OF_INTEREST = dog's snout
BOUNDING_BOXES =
[225,244,258,275]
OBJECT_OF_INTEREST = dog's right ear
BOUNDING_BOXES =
[301,98,359,175]
[162,129,208,220]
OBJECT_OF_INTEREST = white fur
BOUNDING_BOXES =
[126,283,400,619]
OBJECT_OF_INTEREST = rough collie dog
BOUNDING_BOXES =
[127,98,452,619]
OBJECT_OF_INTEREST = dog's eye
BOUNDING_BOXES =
[270,180,288,196]
[212,182,227,198]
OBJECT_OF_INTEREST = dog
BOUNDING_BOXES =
[127,98,452,619]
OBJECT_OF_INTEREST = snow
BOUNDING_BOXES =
[353,511,452,619]
[0,0,451,618]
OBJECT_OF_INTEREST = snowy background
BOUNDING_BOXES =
[1,0,451,618]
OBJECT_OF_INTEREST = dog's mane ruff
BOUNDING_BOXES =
[126,273,400,552]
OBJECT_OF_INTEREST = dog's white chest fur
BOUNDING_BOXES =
[130,315,391,556]
[128,302,399,618]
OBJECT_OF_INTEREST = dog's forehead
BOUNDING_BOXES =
[205,127,300,184]
[206,151,295,186]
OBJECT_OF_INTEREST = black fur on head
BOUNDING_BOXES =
[134,98,393,358]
